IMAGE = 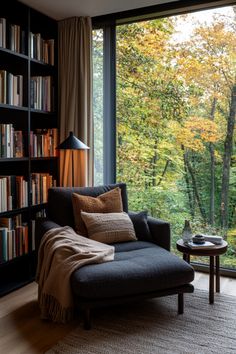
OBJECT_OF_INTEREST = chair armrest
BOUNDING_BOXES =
[147,216,171,251]
[35,218,61,251]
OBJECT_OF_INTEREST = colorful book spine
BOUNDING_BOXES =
[30,128,58,157]
[0,216,29,263]
[0,124,24,158]
[31,173,56,205]
[0,70,23,106]
[0,175,28,212]
[30,33,54,65]
[30,76,53,112]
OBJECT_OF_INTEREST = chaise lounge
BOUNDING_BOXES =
[36,183,194,329]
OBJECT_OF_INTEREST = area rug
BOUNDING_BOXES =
[46,290,236,354]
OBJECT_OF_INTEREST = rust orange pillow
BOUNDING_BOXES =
[72,187,123,236]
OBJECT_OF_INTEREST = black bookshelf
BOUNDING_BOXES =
[0,0,58,296]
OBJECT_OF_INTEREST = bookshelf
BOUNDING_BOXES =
[0,0,58,296]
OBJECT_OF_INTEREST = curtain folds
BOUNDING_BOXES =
[58,17,93,187]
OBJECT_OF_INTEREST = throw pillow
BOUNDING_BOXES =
[72,187,123,236]
[129,211,152,241]
[80,211,137,244]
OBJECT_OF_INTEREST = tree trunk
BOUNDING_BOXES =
[220,84,236,230]
[157,160,170,187]
[184,149,207,221]
[209,97,217,226]
[182,146,194,218]
[152,140,158,187]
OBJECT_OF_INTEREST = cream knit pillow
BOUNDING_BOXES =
[80,211,137,244]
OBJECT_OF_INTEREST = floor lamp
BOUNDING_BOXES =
[56,131,89,187]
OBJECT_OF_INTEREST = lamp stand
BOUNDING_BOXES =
[56,131,89,187]
[72,150,74,187]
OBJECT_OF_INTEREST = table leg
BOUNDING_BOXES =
[183,254,190,263]
[216,256,220,293]
[209,256,215,304]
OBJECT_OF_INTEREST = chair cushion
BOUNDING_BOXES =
[71,241,194,299]
[81,211,137,244]
[72,187,123,235]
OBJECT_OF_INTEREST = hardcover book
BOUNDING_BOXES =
[187,241,216,249]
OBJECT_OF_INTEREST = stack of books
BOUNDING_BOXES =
[187,234,223,249]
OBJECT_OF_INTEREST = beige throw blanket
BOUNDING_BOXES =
[36,226,114,323]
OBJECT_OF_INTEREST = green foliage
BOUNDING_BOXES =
[113,9,236,268]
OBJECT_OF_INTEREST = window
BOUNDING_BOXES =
[93,29,104,185]
[93,2,236,271]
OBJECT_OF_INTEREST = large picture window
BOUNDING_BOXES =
[93,4,236,270]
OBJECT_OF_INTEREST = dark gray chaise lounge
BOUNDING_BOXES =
[36,183,194,329]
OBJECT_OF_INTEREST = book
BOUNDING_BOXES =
[197,234,223,245]
[187,241,216,249]
[0,227,8,262]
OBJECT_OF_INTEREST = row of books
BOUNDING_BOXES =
[0,175,28,212]
[0,208,47,263]
[0,72,55,111]
[30,32,54,65]
[0,215,28,263]
[0,173,56,212]
[0,124,24,158]
[30,76,53,112]
[0,18,27,54]
[0,70,23,106]
[31,173,56,205]
[0,126,59,159]
[30,128,58,157]
[0,126,58,159]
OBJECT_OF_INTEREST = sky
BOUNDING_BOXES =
[173,5,235,42]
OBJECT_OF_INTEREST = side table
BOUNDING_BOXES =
[176,239,228,304]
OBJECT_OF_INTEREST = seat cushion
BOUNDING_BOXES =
[71,241,194,299]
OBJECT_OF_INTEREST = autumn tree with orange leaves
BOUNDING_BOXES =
[114,9,235,251]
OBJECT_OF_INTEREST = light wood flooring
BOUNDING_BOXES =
[0,273,236,354]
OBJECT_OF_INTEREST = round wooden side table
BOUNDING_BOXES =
[176,239,228,304]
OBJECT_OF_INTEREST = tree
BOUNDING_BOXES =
[174,18,236,228]
[116,9,236,245]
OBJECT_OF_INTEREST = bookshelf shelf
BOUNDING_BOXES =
[0,279,33,297]
[0,252,31,266]
[30,108,56,114]
[0,47,28,60]
[31,156,57,161]
[0,157,29,162]
[0,207,29,217]
[30,58,54,67]
[0,104,28,111]
[0,0,58,297]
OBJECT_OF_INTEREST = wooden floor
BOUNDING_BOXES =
[0,273,236,354]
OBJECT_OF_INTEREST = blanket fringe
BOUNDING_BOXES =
[39,287,75,324]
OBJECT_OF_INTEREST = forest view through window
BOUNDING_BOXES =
[93,29,104,186]
[116,6,236,268]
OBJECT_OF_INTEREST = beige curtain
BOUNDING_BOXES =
[58,17,93,187]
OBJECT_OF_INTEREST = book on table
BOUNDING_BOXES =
[199,234,223,245]
[187,241,216,249]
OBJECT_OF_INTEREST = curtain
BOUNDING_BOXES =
[58,17,93,187]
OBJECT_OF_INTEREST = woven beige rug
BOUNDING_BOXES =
[46,290,236,354]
